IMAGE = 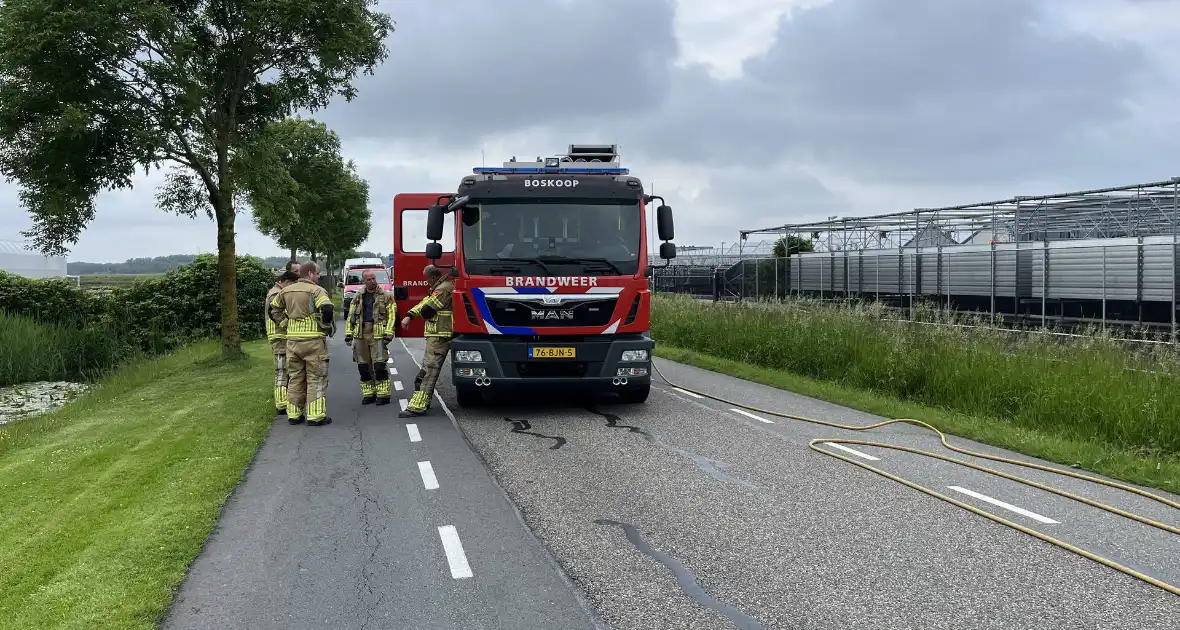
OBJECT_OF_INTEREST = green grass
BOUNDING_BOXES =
[0,339,275,630]
[0,312,129,387]
[651,294,1180,493]
[78,274,163,292]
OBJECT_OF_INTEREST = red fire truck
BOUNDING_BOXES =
[391,144,677,406]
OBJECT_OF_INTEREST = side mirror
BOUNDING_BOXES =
[426,205,445,241]
[643,267,654,278]
[656,205,674,241]
[425,242,443,260]
[393,286,409,300]
[659,242,676,260]
[461,207,480,227]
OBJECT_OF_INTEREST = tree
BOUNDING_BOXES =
[0,1,394,360]
[773,235,815,258]
[241,117,371,291]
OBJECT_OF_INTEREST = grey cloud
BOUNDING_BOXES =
[315,0,678,144]
[650,165,848,247]
[631,0,1159,186]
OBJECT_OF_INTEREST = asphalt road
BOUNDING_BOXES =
[164,332,1180,629]
[162,333,602,630]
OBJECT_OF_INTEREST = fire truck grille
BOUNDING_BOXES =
[485,297,617,328]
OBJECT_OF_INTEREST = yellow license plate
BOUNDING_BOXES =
[530,346,576,359]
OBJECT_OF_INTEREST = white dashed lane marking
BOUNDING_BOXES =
[673,387,704,399]
[729,408,774,424]
[438,526,473,579]
[947,485,1059,524]
[406,423,421,442]
[823,442,880,461]
[394,381,404,391]
[418,461,439,489]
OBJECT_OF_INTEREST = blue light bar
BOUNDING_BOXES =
[472,166,629,175]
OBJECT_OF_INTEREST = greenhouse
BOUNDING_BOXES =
[0,239,69,280]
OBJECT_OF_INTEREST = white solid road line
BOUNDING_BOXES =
[406,423,421,442]
[730,407,774,424]
[823,442,880,461]
[673,387,705,399]
[947,485,1059,524]
[399,399,408,411]
[418,461,439,490]
[394,380,404,391]
[437,525,473,579]
[399,338,460,428]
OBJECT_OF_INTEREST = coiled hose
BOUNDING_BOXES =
[650,360,1180,597]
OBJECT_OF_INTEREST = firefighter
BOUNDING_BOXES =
[344,269,395,405]
[265,269,299,415]
[398,264,454,418]
[269,260,335,426]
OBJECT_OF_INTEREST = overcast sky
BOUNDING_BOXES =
[2,0,1178,262]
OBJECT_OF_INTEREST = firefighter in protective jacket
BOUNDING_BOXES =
[269,261,334,426]
[345,269,395,405]
[398,265,454,418]
[265,269,299,415]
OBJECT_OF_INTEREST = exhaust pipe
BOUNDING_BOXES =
[611,377,621,385]
[474,377,490,386]
[620,377,628,385]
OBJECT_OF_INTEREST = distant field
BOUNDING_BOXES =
[79,274,163,289]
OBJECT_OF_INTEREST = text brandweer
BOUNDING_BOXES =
[505,276,598,287]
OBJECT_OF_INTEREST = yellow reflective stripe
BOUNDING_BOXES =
[314,295,330,308]
[286,315,325,338]
[271,295,282,307]
[407,390,430,411]
[306,397,327,421]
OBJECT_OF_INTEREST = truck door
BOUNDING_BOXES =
[393,193,456,337]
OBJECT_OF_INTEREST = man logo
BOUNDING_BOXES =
[531,309,574,321]
[540,295,564,305]
[524,179,579,188]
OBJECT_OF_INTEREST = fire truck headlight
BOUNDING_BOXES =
[455,350,483,362]
[620,350,648,362]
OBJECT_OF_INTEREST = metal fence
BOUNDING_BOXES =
[652,237,1180,334]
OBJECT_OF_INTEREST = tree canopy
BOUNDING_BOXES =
[0,0,394,358]
[242,117,371,269]
[773,235,815,258]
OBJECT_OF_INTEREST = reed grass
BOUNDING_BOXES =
[651,294,1180,457]
[0,312,130,388]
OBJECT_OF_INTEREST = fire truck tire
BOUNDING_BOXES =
[455,384,482,408]
[617,384,650,404]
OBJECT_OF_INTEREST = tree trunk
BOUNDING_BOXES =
[214,197,243,360]
[289,246,297,261]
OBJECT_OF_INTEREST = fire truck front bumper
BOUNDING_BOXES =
[449,334,653,390]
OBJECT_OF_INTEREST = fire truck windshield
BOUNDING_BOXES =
[345,268,389,285]
[460,200,642,276]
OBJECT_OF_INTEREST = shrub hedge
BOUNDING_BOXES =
[0,254,276,386]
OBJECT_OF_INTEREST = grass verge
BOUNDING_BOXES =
[651,295,1180,494]
[0,339,275,630]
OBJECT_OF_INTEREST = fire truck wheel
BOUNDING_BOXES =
[617,384,650,404]
[455,384,482,408]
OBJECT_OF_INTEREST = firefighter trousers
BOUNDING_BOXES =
[353,330,391,401]
[286,337,330,421]
[407,337,450,413]
[270,339,290,412]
